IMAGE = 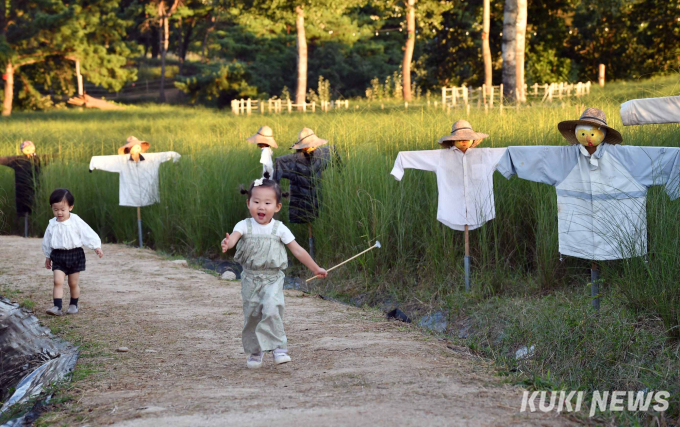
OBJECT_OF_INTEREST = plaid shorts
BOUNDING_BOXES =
[50,248,86,275]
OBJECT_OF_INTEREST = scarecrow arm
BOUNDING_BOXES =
[390,150,440,181]
[0,156,17,167]
[607,145,680,199]
[89,155,123,173]
[496,146,576,186]
[621,96,680,126]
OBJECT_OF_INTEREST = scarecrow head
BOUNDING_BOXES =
[290,128,328,153]
[21,141,35,156]
[247,126,278,149]
[437,120,489,153]
[118,136,150,160]
[558,108,622,150]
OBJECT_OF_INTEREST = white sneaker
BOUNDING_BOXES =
[46,306,63,316]
[273,348,291,365]
[66,304,79,315]
[246,352,264,369]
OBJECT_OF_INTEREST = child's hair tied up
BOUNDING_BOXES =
[240,173,287,203]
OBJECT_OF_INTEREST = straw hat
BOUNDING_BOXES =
[557,108,622,145]
[20,141,35,151]
[437,120,489,148]
[246,126,278,148]
[290,128,328,150]
[118,136,150,155]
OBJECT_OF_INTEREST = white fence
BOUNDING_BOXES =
[231,98,350,115]
[441,81,591,109]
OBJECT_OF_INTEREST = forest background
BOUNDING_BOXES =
[1,0,678,112]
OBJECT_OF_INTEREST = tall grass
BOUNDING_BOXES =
[2,75,679,422]
[0,77,677,314]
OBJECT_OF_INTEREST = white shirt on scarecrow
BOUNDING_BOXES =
[42,213,102,257]
[620,96,680,126]
[89,151,181,207]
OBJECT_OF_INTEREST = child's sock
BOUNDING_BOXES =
[69,297,79,307]
[54,298,63,310]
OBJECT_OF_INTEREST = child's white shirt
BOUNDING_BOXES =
[42,213,102,257]
[233,218,295,244]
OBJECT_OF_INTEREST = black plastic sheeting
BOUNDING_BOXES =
[0,297,79,426]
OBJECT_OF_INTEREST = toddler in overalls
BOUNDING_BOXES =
[221,172,327,369]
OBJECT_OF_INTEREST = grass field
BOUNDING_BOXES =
[1,75,679,423]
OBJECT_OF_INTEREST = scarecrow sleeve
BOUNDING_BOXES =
[621,96,680,126]
[273,155,292,183]
[0,156,16,167]
[153,151,182,165]
[74,215,102,250]
[390,150,440,181]
[607,145,680,200]
[89,155,123,173]
[496,146,576,186]
[485,148,509,173]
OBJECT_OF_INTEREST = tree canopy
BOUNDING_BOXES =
[1,0,678,112]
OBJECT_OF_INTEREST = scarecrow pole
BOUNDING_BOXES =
[464,225,470,292]
[137,207,143,248]
[24,214,28,238]
[308,223,315,260]
[591,262,600,311]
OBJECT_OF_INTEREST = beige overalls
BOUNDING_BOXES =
[234,218,289,354]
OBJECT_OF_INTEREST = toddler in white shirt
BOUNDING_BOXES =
[42,189,103,316]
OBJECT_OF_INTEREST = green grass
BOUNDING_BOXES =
[1,74,679,424]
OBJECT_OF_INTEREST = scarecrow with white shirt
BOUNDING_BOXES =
[497,107,680,308]
[391,120,507,290]
[247,126,277,177]
[89,136,181,247]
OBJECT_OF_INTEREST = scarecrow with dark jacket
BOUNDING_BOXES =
[0,141,56,236]
[273,128,341,258]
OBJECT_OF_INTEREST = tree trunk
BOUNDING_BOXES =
[151,26,160,58]
[482,0,492,89]
[2,61,14,117]
[402,0,416,102]
[501,0,517,102]
[159,2,168,103]
[201,15,215,62]
[295,5,307,110]
[180,19,194,62]
[515,0,527,103]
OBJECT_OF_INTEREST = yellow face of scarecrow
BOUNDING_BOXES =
[21,142,35,156]
[129,144,143,157]
[575,125,606,148]
[454,140,474,152]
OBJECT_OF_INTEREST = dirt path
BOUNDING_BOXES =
[0,236,572,426]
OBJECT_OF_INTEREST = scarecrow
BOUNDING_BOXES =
[247,126,277,177]
[497,107,680,309]
[88,137,181,247]
[273,128,342,259]
[620,95,680,126]
[390,120,507,291]
[0,141,57,237]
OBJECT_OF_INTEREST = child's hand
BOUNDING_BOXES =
[95,248,103,258]
[221,233,230,253]
[314,268,328,279]
[45,257,52,269]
